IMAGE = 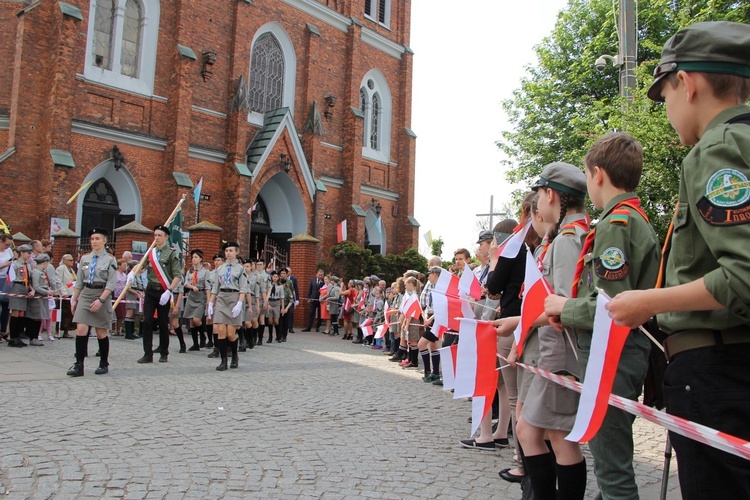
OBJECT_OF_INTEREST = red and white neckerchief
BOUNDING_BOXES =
[148,248,170,289]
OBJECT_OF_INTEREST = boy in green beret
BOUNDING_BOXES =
[606,21,750,499]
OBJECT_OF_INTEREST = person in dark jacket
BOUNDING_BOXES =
[302,269,324,332]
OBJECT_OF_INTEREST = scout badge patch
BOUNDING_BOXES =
[697,168,750,226]
[594,246,629,280]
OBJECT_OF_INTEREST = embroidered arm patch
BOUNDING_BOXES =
[594,246,629,280]
[609,209,630,225]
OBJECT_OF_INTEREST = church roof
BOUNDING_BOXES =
[246,108,289,171]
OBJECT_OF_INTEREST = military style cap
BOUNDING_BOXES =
[532,162,587,199]
[88,227,109,237]
[221,241,239,251]
[428,266,442,275]
[648,21,750,102]
[17,244,33,253]
[331,276,340,283]
[212,253,225,260]
[153,225,170,235]
[35,253,51,263]
[476,230,493,244]
[189,249,204,258]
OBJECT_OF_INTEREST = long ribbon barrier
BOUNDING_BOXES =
[504,357,750,461]
[0,292,141,304]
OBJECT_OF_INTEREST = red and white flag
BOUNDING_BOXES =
[337,220,347,243]
[513,250,550,357]
[432,269,473,331]
[459,266,483,300]
[566,293,632,443]
[438,343,458,390]
[497,220,531,259]
[453,318,499,436]
[360,317,373,337]
[7,262,15,284]
[383,301,392,326]
[374,323,387,339]
[399,292,422,319]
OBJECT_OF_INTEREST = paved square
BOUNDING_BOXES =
[0,333,680,498]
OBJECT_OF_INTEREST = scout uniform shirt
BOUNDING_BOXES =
[560,192,660,333]
[143,245,181,289]
[185,266,208,292]
[659,104,750,333]
[211,261,249,295]
[75,251,118,292]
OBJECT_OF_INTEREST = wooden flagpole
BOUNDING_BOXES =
[112,194,187,308]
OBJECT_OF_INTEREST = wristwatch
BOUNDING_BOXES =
[98,297,105,304]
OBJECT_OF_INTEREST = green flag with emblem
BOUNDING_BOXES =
[168,208,183,259]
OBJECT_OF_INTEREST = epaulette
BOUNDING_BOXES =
[609,208,630,225]
[560,223,577,236]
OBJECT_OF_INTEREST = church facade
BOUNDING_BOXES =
[0,0,419,266]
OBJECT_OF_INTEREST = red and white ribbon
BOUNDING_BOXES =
[148,248,170,289]
[505,357,750,461]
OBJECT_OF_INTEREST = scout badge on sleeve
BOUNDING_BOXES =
[696,168,750,226]
[594,247,629,281]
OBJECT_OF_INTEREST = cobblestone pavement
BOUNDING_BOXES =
[0,331,680,499]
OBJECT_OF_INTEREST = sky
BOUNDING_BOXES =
[410,0,570,258]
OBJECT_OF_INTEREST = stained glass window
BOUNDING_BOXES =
[370,93,380,150]
[92,0,115,70]
[119,0,142,78]
[248,33,285,114]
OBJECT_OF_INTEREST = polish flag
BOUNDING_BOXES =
[343,294,352,314]
[566,294,632,443]
[337,220,347,243]
[513,250,550,357]
[399,292,422,319]
[497,220,531,259]
[374,323,387,339]
[432,269,473,331]
[50,308,60,323]
[438,343,458,390]
[434,324,448,339]
[383,301,391,326]
[459,266,483,300]
[7,262,15,284]
[360,317,373,337]
[453,318,499,436]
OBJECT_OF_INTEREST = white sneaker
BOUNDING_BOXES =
[30,338,45,346]
[48,335,56,341]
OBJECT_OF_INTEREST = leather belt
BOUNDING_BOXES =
[664,327,749,360]
[487,293,502,300]
[13,281,26,285]
[147,284,165,291]
[84,284,105,289]
[219,288,238,293]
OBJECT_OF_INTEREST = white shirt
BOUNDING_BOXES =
[0,247,12,280]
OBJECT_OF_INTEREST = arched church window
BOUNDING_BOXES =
[359,70,391,163]
[92,0,115,70]
[120,0,143,78]
[248,33,285,114]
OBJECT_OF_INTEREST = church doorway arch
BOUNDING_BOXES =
[249,172,307,265]
[76,157,142,240]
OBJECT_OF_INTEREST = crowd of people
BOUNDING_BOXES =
[1,21,749,499]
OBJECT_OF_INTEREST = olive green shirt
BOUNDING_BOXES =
[561,192,660,332]
[143,245,182,288]
[658,104,750,333]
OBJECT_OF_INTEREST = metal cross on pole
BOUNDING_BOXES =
[475,195,507,231]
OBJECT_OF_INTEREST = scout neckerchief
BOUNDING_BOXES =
[22,261,29,287]
[223,262,233,287]
[571,198,648,298]
[191,267,199,287]
[88,254,98,284]
[148,247,170,289]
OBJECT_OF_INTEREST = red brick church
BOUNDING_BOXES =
[0,0,419,273]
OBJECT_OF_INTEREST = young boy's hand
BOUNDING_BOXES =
[544,294,567,317]
[606,290,654,328]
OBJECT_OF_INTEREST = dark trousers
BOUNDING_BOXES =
[305,299,321,330]
[664,341,750,500]
[141,288,171,356]
[286,302,295,331]
[58,298,75,332]
[0,300,9,333]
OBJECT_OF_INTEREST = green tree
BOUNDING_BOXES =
[327,243,427,285]
[499,0,750,239]
[430,237,444,258]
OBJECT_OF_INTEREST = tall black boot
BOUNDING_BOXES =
[199,321,207,347]
[266,322,273,343]
[67,335,89,376]
[95,337,110,374]
[175,325,186,353]
[332,323,339,336]
[205,324,214,347]
[8,317,26,347]
[524,452,557,500]
[352,328,363,344]
[230,338,239,369]
[189,326,200,350]
[124,318,137,339]
[275,324,282,343]
[238,327,247,352]
[246,327,255,349]
[216,338,228,371]
[256,325,263,346]
[555,459,586,500]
